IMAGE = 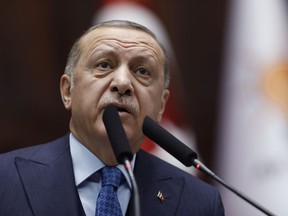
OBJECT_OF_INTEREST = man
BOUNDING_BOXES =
[0,20,225,216]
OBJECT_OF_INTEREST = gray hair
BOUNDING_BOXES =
[64,20,170,88]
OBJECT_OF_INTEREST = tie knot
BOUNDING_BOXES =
[101,166,123,188]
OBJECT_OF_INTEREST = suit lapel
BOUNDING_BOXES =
[15,135,85,216]
[126,150,185,216]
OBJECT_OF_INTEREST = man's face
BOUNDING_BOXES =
[61,26,169,164]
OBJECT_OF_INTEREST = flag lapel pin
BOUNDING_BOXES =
[157,191,165,203]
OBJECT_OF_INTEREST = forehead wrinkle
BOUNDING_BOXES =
[80,30,165,65]
[80,41,160,68]
[112,38,163,64]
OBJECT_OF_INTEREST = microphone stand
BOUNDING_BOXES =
[192,159,276,216]
[123,158,140,216]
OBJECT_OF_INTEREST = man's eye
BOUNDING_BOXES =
[96,62,111,69]
[136,67,149,76]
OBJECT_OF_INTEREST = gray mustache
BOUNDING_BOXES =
[100,93,139,114]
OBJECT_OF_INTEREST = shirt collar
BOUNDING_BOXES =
[69,133,135,189]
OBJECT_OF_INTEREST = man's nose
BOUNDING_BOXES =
[110,66,134,96]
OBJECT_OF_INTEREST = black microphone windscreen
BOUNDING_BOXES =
[142,116,197,166]
[103,105,133,164]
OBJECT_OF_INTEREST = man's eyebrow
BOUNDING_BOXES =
[130,54,159,64]
[89,48,159,61]
[87,48,118,62]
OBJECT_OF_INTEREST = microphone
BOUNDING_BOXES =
[103,105,140,216]
[103,105,133,164]
[142,116,276,216]
[142,115,198,166]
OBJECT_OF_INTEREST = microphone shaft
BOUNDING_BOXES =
[123,159,140,216]
[143,116,276,216]
[193,159,276,216]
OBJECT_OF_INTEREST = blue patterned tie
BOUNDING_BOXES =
[96,166,123,216]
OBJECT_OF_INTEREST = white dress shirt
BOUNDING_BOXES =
[69,133,135,216]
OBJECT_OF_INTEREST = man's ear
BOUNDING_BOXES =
[157,89,170,122]
[60,74,72,110]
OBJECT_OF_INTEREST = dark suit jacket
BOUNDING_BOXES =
[0,134,225,216]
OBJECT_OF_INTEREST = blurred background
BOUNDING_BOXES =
[1,0,287,215]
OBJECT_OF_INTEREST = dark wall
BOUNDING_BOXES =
[0,0,96,151]
[0,1,227,175]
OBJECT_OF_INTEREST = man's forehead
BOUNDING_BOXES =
[80,26,163,52]
[78,26,165,65]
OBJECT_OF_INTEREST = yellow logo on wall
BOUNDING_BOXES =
[264,63,288,113]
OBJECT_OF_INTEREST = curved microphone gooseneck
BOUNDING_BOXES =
[142,116,276,216]
[103,105,140,216]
